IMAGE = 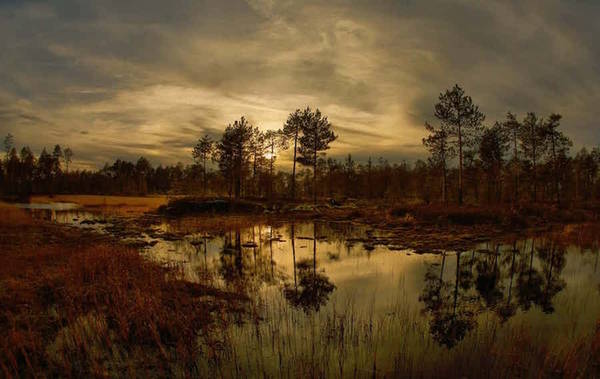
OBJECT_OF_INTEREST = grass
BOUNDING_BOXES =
[0,207,245,378]
[387,203,598,227]
[197,284,600,378]
[30,194,169,213]
[0,201,34,225]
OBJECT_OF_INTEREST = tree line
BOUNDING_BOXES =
[423,84,599,205]
[1,88,599,205]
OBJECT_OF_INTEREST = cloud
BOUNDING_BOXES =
[0,0,598,169]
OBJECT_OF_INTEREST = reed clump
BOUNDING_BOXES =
[197,287,600,378]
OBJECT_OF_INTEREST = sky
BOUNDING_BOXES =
[1,0,599,170]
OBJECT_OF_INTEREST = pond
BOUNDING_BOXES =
[151,221,600,377]
[14,202,107,225]
[22,204,600,354]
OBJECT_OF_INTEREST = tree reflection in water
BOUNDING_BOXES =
[537,239,567,313]
[420,236,568,348]
[218,226,278,296]
[496,241,519,322]
[475,245,503,308]
[212,223,569,346]
[283,222,335,312]
[219,229,249,294]
[420,251,477,348]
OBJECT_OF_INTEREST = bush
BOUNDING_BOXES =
[159,197,265,216]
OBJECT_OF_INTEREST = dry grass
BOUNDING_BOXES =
[0,201,33,226]
[198,285,600,378]
[30,195,169,214]
[561,223,600,251]
[0,209,245,378]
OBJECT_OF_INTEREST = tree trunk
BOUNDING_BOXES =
[487,173,492,205]
[313,222,317,277]
[442,162,447,206]
[368,161,373,198]
[269,142,274,200]
[291,130,298,201]
[551,137,560,205]
[458,125,463,206]
[252,152,257,197]
[313,133,318,205]
[203,158,207,195]
[513,130,519,204]
[532,124,537,203]
[313,157,317,205]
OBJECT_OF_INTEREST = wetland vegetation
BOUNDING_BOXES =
[2,198,600,378]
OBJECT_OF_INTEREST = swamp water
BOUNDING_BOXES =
[19,203,600,376]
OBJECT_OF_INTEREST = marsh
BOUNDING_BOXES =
[5,200,599,378]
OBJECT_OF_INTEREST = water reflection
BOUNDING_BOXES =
[218,227,280,295]
[419,238,571,347]
[496,242,519,322]
[420,252,477,348]
[11,203,600,349]
[15,202,106,225]
[283,223,335,312]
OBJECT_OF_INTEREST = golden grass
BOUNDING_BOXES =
[0,202,33,226]
[30,195,169,213]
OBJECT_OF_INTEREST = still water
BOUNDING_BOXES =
[21,203,600,349]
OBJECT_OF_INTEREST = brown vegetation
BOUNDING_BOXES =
[0,207,245,378]
[31,194,168,214]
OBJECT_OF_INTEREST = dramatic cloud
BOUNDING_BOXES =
[1,0,599,169]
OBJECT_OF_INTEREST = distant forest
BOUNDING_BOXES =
[1,85,599,205]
